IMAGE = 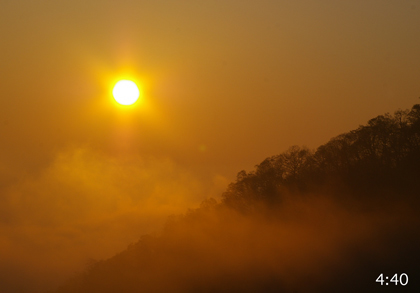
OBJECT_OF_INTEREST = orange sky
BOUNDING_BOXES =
[0,1,420,292]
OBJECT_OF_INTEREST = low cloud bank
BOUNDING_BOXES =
[55,193,419,292]
[0,146,218,293]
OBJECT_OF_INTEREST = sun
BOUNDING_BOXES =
[112,80,140,105]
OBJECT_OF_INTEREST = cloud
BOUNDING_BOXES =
[0,146,207,292]
[117,194,419,292]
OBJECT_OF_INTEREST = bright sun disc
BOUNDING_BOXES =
[113,80,140,105]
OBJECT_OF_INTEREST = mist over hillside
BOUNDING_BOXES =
[53,105,420,293]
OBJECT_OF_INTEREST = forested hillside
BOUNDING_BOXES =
[53,105,420,293]
[223,104,420,209]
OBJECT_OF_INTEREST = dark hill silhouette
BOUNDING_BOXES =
[52,105,420,293]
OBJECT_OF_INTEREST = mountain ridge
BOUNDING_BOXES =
[53,104,420,293]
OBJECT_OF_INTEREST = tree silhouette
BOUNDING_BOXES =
[222,104,420,206]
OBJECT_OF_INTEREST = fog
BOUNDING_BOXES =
[3,105,420,292]
[54,192,419,292]
[2,1,420,292]
[0,146,225,293]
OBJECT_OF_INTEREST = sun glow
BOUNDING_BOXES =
[113,80,140,105]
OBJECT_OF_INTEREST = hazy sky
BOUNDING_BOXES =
[1,0,420,292]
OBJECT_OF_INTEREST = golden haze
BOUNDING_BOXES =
[0,1,419,292]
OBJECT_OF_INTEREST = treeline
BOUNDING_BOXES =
[223,104,420,210]
[53,104,420,293]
